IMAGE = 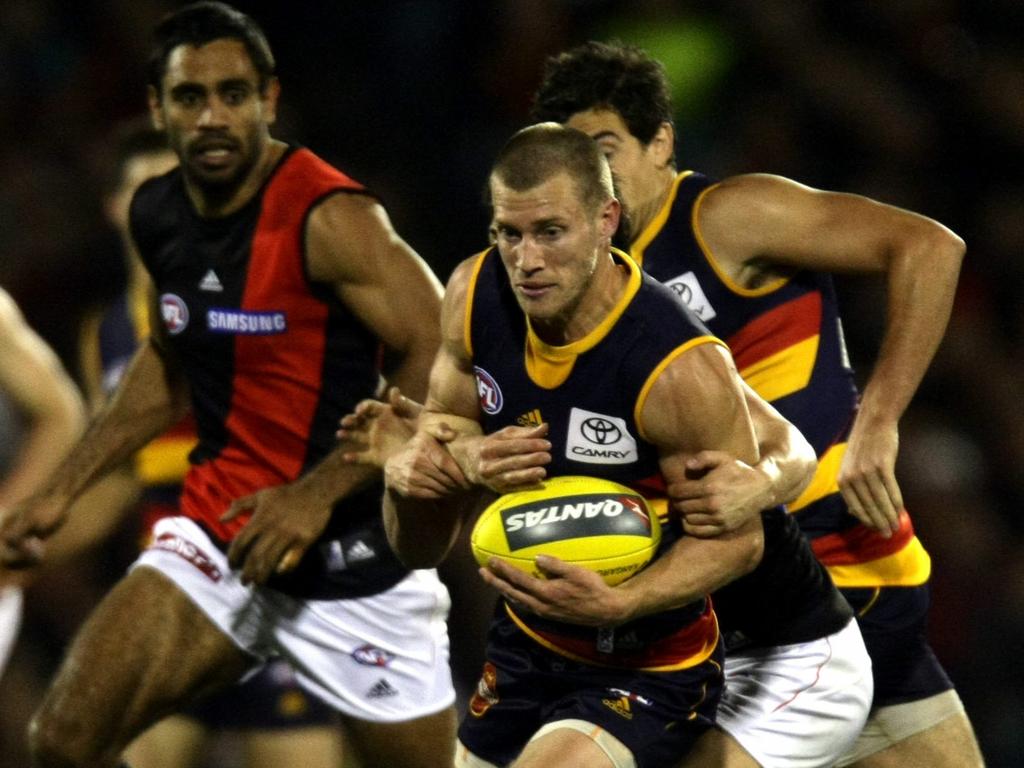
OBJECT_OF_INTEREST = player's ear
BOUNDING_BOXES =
[261,76,281,126]
[600,197,621,241]
[649,121,675,169]
[147,85,165,131]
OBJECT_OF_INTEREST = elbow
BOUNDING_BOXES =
[739,529,764,578]
[918,223,966,276]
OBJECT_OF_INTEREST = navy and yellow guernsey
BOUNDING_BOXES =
[467,246,719,671]
[632,171,931,590]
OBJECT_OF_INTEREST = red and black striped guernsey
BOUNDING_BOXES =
[129,146,407,599]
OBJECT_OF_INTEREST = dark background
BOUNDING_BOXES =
[2,1,1023,766]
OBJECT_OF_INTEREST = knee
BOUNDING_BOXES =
[28,701,112,768]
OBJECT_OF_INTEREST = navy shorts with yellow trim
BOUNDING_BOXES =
[843,583,954,707]
[183,658,338,730]
[458,613,723,768]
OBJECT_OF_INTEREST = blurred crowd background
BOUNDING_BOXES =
[1,1,1023,766]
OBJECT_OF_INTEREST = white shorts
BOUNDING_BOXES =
[0,585,23,677]
[132,516,455,723]
[717,619,873,768]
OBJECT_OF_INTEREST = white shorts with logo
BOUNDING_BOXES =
[717,619,873,768]
[0,585,23,676]
[132,516,455,722]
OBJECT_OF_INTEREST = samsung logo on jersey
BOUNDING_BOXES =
[206,309,287,335]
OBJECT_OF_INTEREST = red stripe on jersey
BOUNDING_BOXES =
[810,509,915,565]
[726,292,822,371]
[194,149,365,541]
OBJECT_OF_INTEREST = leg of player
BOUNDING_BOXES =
[677,730,760,768]
[510,725,625,768]
[28,567,254,768]
[242,726,346,768]
[342,707,459,768]
[846,703,985,768]
[123,716,208,768]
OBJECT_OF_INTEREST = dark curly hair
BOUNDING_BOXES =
[146,2,275,95]
[531,41,673,150]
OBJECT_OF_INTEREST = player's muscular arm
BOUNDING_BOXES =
[701,174,965,533]
[670,380,816,537]
[380,259,483,567]
[307,192,444,402]
[612,343,765,621]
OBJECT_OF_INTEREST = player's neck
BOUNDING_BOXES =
[629,167,677,245]
[533,251,628,346]
[185,139,287,219]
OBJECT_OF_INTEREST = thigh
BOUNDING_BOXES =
[342,704,458,768]
[677,728,760,768]
[33,567,253,764]
[124,715,209,768]
[842,691,984,768]
[242,726,346,768]
[512,725,619,768]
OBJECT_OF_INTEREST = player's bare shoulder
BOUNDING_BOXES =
[304,190,399,283]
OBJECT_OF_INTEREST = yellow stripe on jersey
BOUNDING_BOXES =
[788,441,846,512]
[464,250,491,359]
[631,172,693,265]
[135,438,193,486]
[690,184,790,298]
[739,334,820,404]
[826,536,932,588]
[525,249,641,389]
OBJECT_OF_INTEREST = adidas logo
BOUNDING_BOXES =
[199,269,224,292]
[602,696,633,720]
[346,540,376,562]
[516,408,543,428]
[366,679,399,699]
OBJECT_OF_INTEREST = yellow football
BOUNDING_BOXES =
[470,475,661,586]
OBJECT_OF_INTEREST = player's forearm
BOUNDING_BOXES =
[38,468,141,564]
[859,227,964,425]
[384,339,440,405]
[614,521,764,622]
[750,407,817,507]
[382,488,468,568]
[290,447,380,511]
[41,343,185,502]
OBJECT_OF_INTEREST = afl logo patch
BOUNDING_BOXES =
[474,366,503,415]
[352,644,395,667]
[160,294,189,335]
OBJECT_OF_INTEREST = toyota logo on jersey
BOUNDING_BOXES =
[581,417,622,445]
[474,366,503,414]
[566,407,638,465]
[160,293,190,335]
